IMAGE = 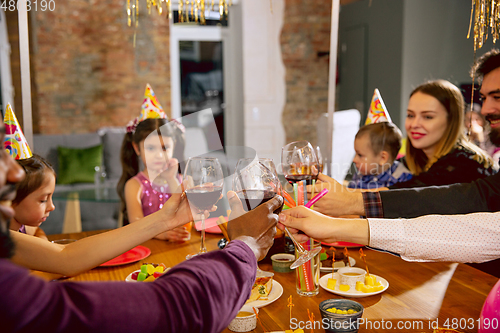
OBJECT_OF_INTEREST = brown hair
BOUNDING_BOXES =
[406,80,493,175]
[13,154,56,205]
[471,48,500,82]
[355,122,402,163]
[117,118,181,221]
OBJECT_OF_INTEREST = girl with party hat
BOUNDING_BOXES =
[4,104,210,278]
[4,104,54,239]
[117,84,190,242]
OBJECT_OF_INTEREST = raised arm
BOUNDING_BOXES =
[278,206,500,263]
[380,171,500,218]
[2,190,284,333]
[11,192,197,276]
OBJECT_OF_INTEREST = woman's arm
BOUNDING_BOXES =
[279,206,500,263]
[10,192,195,276]
[368,212,500,263]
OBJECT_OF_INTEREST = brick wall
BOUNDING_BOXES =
[280,0,332,146]
[31,0,171,134]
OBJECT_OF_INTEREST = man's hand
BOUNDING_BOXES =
[307,173,364,216]
[226,191,283,261]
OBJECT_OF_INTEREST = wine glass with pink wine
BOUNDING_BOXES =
[184,157,224,260]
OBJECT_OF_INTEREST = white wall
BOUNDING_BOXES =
[241,0,285,164]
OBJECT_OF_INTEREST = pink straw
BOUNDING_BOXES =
[305,188,329,208]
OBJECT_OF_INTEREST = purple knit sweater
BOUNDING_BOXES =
[0,240,257,333]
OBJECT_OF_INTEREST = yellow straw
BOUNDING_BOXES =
[310,179,316,209]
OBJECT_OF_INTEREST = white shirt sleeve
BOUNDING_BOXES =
[368,212,500,263]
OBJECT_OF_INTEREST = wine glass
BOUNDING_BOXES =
[281,140,320,185]
[233,158,282,274]
[232,158,283,214]
[316,146,324,174]
[233,158,316,269]
[184,157,224,260]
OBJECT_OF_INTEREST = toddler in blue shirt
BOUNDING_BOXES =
[348,122,412,189]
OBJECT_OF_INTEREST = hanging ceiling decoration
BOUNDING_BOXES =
[126,0,232,27]
[468,0,500,51]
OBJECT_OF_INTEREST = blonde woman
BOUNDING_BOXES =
[309,80,496,217]
[389,79,496,189]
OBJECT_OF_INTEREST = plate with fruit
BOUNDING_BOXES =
[126,263,170,282]
[319,273,389,298]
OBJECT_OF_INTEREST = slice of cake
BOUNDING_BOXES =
[246,275,273,303]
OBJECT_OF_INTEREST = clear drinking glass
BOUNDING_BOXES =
[281,141,321,269]
[184,157,224,259]
[316,146,324,174]
[282,140,320,185]
[295,240,321,296]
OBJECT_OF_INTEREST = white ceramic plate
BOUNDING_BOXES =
[245,280,283,309]
[319,273,389,298]
[125,268,171,282]
[320,257,356,272]
[125,270,140,282]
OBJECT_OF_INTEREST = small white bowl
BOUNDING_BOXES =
[337,267,366,291]
[228,305,258,332]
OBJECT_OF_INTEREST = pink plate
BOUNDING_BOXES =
[194,217,224,234]
[205,224,223,234]
[100,246,151,266]
[321,241,363,248]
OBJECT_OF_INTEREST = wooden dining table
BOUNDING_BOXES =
[41,228,498,333]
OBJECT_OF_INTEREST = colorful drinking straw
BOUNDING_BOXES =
[305,188,329,208]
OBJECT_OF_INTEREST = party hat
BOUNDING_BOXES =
[4,104,32,160]
[139,84,168,121]
[365,89,392,125]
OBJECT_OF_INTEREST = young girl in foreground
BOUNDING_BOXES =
[1,104,198,277]
[9,155,55,240]
[9,156,204,277]
[117,84,189,241]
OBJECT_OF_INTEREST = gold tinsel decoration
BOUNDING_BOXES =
[127,0,232,27]
[466,1,500,135]
[468,0,500,51]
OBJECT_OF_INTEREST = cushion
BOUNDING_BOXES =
[57,145,103,184]
[33,133,101,176]
[101,130,126,180]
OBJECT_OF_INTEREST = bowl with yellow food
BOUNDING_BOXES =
[228,305,258,332]
[319,299,364,333]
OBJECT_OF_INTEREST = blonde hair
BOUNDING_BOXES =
[406,80,493,175]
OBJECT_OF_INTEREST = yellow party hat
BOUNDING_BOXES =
[138,84,168,121]
[365,89,392,125]
[4,104,32,160]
